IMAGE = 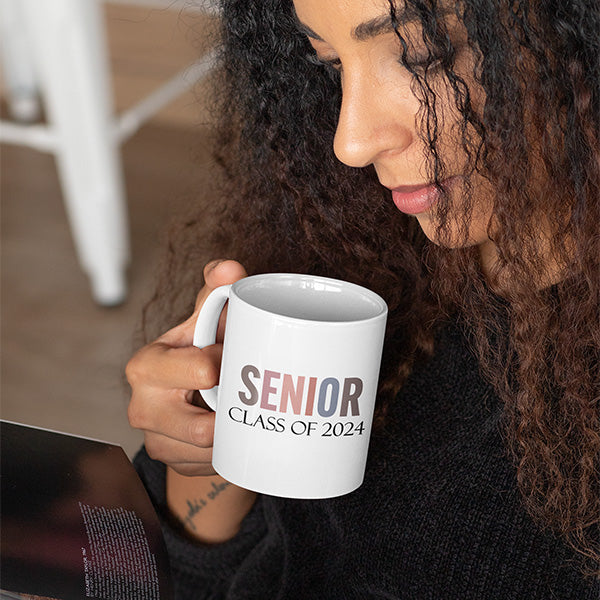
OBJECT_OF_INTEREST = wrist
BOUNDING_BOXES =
[166,467,257,544]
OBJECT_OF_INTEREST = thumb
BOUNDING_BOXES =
[195,259,248,313]
[159,260,248,347]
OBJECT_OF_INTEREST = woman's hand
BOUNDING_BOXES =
[126,260,257,544]
[126,259,248,477]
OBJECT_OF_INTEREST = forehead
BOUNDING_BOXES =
[293,0,456,41]
[293,0,392,36]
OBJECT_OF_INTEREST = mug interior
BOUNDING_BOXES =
[234,274,387,323]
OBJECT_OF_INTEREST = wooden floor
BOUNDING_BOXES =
[1,2,218,456]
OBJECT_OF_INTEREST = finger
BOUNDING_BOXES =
[201,260,247,343]
[191,259,249,315]
[158,260,248,347]
[202,259,248,294]
[127,343,223,392]
[144,430,214,465]
[128,390,217,448]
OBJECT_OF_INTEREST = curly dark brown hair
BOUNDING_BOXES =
[144,0,599,574]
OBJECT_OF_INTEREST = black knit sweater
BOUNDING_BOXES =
[134,318,598,599]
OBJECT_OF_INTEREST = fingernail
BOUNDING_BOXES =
[207,259,227,273]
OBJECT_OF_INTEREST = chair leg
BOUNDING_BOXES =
[0,0,41,121]
[22,0,130,305]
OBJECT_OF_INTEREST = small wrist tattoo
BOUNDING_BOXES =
[182,480,231,531]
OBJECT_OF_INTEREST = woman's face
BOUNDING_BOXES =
[293,0,497,266]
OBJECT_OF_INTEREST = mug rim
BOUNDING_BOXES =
[230,273,388,325]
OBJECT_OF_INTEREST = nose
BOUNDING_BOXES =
[333,70,415,169]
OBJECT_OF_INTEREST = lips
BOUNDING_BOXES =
[389,178,457,215]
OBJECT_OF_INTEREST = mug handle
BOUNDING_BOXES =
[192,284,232,410]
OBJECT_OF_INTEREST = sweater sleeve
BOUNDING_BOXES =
[133,447,270,600]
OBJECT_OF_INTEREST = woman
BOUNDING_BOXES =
[126,0,599,597]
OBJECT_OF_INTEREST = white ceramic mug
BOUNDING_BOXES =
[193,273,387,499]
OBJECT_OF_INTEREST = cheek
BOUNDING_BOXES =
[427,63,487,174]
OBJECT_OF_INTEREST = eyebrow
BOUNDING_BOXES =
[294,7,455,44]
[294,14,396,43]
[353,15,395,42]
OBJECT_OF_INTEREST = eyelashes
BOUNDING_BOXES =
[305,50,445,76]
[402,55,444,75]
[305,52,342,73]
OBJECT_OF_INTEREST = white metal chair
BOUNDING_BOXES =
[0,0,217,305]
